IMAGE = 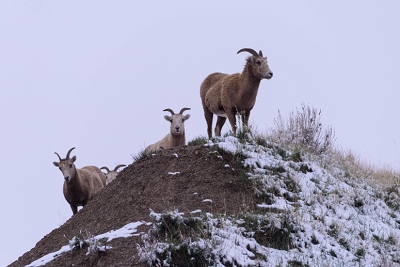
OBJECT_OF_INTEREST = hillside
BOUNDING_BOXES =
[9,142,258,267]
[10,134,400,266]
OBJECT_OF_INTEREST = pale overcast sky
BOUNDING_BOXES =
[1,1,400,265]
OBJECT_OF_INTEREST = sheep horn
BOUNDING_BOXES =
[163,108,175,115]
[113,164,126,171]
[66,147,75,159]
[179,107,191,114]
[54,152,62,161]
[100,167,110,173]
[237,48,259,57]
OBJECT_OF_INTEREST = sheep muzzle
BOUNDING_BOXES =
[265,72,273,80]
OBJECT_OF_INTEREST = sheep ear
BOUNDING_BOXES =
[164,115,172,122]
[183,114,191,121]
[71,155,77,163]
[259,50,263,57]
[53,162,59,167]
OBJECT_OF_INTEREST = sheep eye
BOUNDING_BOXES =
[69,164,72,168]
[256,60,261,65]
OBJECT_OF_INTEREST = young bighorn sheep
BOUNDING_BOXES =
[100,164,126,185]
[200,48,273,138]
[53,147,106,215]
[144,108,191,153]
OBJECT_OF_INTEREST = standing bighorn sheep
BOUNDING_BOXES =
[200,48,273,138]
[100,164,126,185]
[53,147,106,215]
[144,108,191,153]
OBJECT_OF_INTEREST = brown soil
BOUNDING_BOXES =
[9,144,259,267]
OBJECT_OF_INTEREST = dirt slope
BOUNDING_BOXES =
[9,144,259,267]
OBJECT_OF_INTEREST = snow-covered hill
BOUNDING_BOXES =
[24,134,400,267]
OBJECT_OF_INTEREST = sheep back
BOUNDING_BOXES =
[145,133,185,153]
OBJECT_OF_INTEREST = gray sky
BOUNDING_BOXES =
[1,1,399,265]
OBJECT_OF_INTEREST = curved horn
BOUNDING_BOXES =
[237,48,259,57]
[163,108,175,115]
[113,164,126,171]
[179,107,191,114]
[100,166,110,172]
[66,147,75,159]
[54,152,62,161]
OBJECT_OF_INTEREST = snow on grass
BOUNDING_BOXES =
[212,135,400,266]
[134,135,400,266]
[25,221,149,267]
[26,135,400,266]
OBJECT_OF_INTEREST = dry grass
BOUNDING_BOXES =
[260,103,400,187]
[327,147,400,186]
[326,148,400,185]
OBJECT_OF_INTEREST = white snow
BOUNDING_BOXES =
[25,136,400,266]
[25,221,149,267]
[190,209,202,214]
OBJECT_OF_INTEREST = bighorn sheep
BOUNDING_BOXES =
[200,48,273,138]
[100,164,126,185]
[53,147,106,215]
[144,108,191,153]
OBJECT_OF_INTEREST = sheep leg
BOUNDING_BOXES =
[215,116,227,136]
[70,204,78,215]
[242,110,251,128]
[226,111,237,136]
[204,109,214,138]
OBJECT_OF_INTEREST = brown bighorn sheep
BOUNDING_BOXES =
[200,48,273,138]
[144,108,191,153]
[100,164,126,185]
[53,147,106,215]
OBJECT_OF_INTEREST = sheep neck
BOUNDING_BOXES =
[238,64,261,106]
[169,134,185,147]
[64,167,85,202]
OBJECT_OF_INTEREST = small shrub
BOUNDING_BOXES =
[131,149,150,162]
[339,238,350,250]
[311,234,319,245]
[327,223,338,238]
[287,260,310,267]
[359,231,365,240]
[290,149,303,162]
[270,103,335,154]
[188,136,208,146]
[68,230,89,250]
[253,214,296,250]
[354,197,364,208]
[67,230,106,255]
[355,247,366,258]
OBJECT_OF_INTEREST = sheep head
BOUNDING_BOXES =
[163,108,191,136]
[100,164,126,184]
[100,164,126,174]
[53,147,77,182]
[237,48,273,80]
